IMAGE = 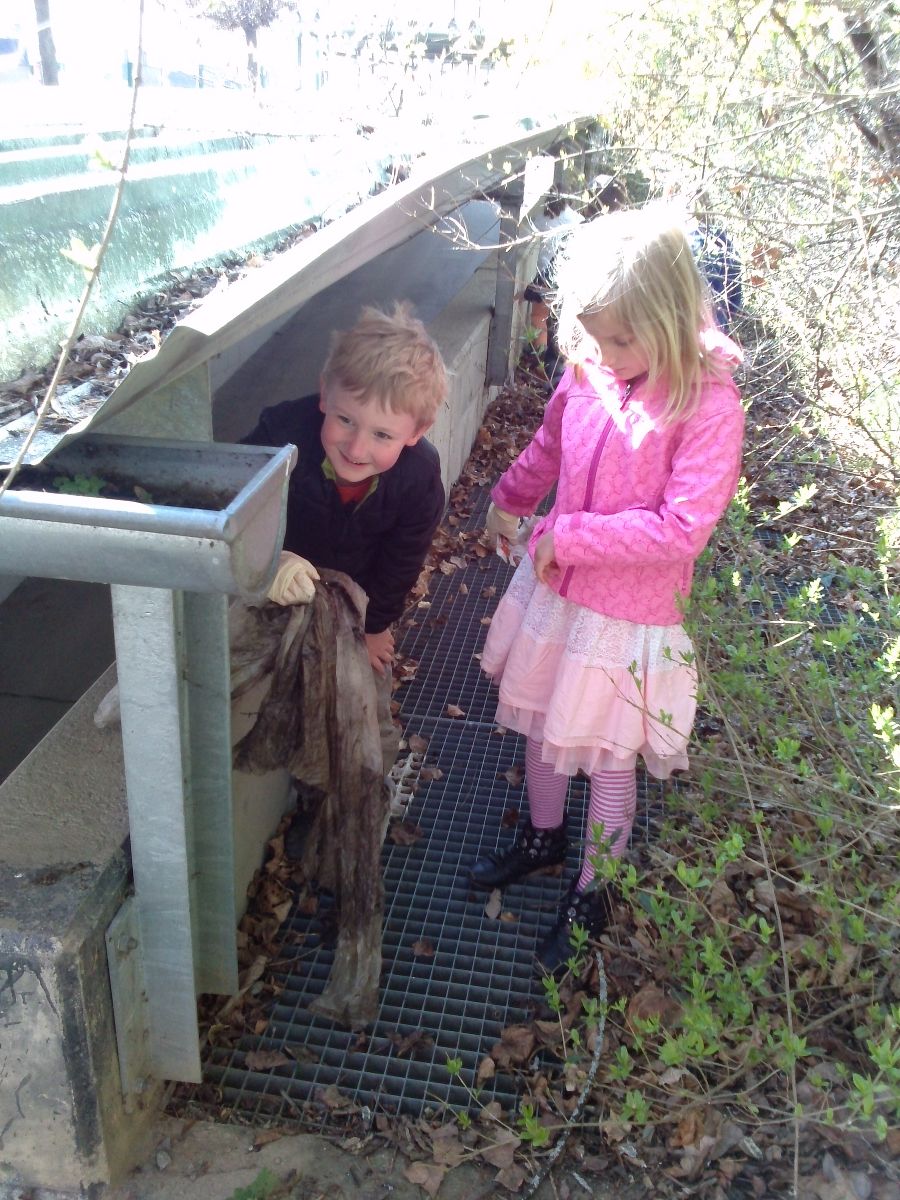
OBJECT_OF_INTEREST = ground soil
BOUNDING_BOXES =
[102,1113,638,1200]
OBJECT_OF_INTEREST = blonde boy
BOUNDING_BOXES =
[243,304,447,771]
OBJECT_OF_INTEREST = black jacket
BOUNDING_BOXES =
[243,395,445,633]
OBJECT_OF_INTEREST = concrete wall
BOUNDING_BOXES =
[0,673,162,1195]
[429,258,501,489]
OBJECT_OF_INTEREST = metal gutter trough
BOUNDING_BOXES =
[0,435,295,593]
[0,435,296,1085]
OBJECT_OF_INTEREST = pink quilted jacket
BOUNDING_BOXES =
[492,331,745,626]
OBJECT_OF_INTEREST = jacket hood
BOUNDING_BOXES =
[701,326,743,372]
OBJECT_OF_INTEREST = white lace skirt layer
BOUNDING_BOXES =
[480,556,697,779]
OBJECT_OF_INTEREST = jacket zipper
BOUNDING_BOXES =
[558,381,632,598]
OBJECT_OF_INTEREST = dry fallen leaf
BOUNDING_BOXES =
[388,1028,434,1058]
[626,983,681,1031]
[390,820,424,846]
[491,1025,537,1069]
[243,1049,290,1071]
[708,877,738,918]
[283,1043,319,1064]
[476,1056,496,1084]
[446,704,466,718]
[419,765,444,782]
[408,733,429,753]
[495,1162,528,1193]
[411,937,435,957]
[502,765,525,787]
[668,1105,719,1151]
[479,1130,520,1169]
[251,1130,284,1150]
[316,1083,351,1110]
[404,1161,447,1197]
[478,1100,505,1126]
[829,941,860,988]
[429,1123,467,1167]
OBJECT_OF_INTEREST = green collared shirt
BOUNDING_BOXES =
[321,456,380,504]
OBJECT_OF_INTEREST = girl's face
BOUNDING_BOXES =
[579,309,650,382]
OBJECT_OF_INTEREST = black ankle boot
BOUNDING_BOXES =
[535,881,613,975]
[470,819,568,890]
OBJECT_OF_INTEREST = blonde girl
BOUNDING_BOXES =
[472,206,744,971]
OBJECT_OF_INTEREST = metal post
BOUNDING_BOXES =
[110,584,239,1077]
[183,591,239,996]
[485,179,525,387]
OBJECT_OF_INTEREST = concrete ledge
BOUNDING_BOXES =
[0,674,161,1196]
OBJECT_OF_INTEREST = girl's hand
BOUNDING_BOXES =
[366,628,395,675]
[532,531,559,584]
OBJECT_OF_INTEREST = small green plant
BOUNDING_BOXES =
[52,473,107,497]
[517,1102,550,1146]
[227,1168,281,1200]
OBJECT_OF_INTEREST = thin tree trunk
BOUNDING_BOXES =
[843,7,900,165]
[34,0,59,85]
[243,24,259,92]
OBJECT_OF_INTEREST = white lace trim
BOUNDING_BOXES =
[503,556,694,671]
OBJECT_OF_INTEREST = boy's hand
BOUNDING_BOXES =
[533,531,559,585]
[366,628,395,675]
[267,551,320,605]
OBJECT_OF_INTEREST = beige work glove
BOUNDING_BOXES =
[266,551,320,605]
[485,503,521,548]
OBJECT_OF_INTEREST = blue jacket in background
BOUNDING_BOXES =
[689,224,743,332]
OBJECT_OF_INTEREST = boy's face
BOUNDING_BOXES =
[319,382,427,485]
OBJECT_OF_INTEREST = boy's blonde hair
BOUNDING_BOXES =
[321,302,448,429]
[554,205,725,421]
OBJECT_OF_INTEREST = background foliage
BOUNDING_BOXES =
[495,3,899,1195]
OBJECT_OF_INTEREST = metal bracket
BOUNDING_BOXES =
[105,896,152,1106]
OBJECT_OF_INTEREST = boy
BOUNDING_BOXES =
[242,303,447,773]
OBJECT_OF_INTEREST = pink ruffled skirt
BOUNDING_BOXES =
[481,557,697,779]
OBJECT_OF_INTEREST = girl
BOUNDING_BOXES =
[472,206,745,972]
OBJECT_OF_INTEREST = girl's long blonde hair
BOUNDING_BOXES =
[553,205,724,421]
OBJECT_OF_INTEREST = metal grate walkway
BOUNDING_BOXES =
[187,483,657,1128]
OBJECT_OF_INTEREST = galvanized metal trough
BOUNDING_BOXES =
[0,434,296,1084]
[0,433,296,596]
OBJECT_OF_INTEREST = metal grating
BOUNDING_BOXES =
[197,513,604,1125]
[204,716,589,1123]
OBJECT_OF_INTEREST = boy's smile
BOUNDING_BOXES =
[319,384,425,485]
